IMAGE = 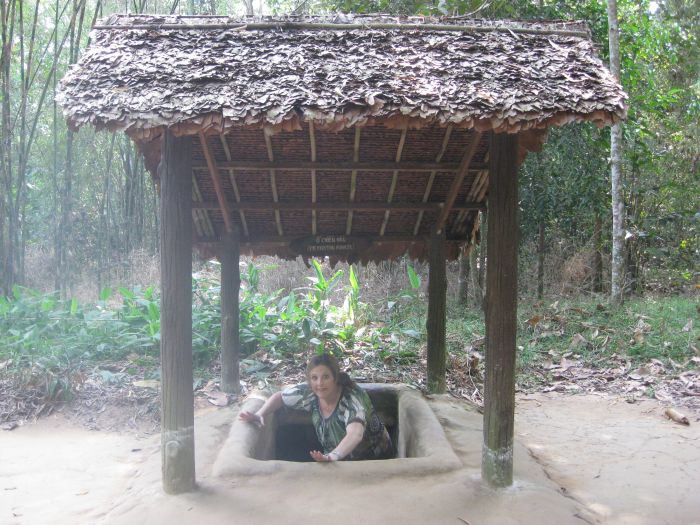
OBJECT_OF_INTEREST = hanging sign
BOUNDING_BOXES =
[290,235,373,257]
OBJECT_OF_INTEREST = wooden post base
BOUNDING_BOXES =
[482,444,514,487]
[162,427,196,494]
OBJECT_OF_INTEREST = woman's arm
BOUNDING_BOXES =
[310,421,364,462]
[239,391,284,426]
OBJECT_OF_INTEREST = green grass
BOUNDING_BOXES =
[444,294,699,375]
[516,295,699,369]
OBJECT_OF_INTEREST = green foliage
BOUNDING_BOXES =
[0,259,435,392]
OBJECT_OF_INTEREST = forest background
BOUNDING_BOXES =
[0,0,698,420]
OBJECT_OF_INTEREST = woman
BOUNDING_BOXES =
[239,353,393,462]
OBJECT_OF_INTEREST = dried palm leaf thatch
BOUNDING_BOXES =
[57,14,626,141]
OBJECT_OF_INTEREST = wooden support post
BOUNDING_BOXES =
[426,230,447,393]
[159,130,195,494]
[482,131,519,488]
[220,229,241,394]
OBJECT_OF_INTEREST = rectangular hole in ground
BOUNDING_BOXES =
[273,387,398,462]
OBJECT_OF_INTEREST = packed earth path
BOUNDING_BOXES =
[1,390,699,525]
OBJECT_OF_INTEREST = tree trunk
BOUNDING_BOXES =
[626,153,643,295]
[482,132,519,488]
[160,130,195,494]
[478,210,487,301]
[608,0,625,305]
[241,0,254,16]
[593,214,603,293]
[457,246,470,307]
[537,220,545,299]
[56,128,75,296]
[0,0,16,295]
[0,0,82,295]
[97,134,116,295]
[426,230,447,393]
[469,236,481,309]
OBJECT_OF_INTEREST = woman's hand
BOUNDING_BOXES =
[239,410,264,426]
[310,450,338,462]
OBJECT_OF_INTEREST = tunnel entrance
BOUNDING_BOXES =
[213,384,462,478]
[274,386,398,462]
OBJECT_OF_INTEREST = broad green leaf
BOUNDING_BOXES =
[118,287,135,300]
[349,265,359,292]
[407,265,420,290]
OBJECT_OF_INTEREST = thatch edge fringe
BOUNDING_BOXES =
[73,108,621,144]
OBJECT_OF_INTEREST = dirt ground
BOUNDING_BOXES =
[1,393,699,525]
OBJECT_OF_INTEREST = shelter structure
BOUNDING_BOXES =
[57,13,626,494]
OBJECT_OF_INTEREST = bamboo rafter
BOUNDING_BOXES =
[451,149,490,236]
[264,130,284,236]
[435,131,483,234]
[192,176,215,239]
[219,134,249,237]
[309,122,318,235]
[413,126,453,236]
[199,132,233,233]
[346,127,361,235]
[380,128,407,237]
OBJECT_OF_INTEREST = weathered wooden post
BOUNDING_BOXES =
[160,129,195,494]
[482,131,519,487]
[427,230,447,393]
[220,229,241,394]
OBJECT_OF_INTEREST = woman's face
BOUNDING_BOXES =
[308,365,337,399]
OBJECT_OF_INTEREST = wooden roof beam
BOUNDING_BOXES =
[193,160,484,172]
[451,169,487,235]
[192,176,215,238]
[413,126,453,236]
[199,132,233,233]
[346,127,361,235]
[309,122,317,235]
[264,130,284,236]
[193,200,485,212]
[434,131,483,235]
[450,150,491,236]
[219,134,249,237]
[196,234,434,245]
[380,128,408,236]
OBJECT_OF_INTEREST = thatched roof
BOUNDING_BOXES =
[58,14,626,140]
[56,14,626,264]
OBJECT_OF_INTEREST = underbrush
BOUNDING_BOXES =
[0,259,426,407]
[1,257,697,415]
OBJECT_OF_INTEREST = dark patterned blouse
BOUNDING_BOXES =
[281,383,393,460]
